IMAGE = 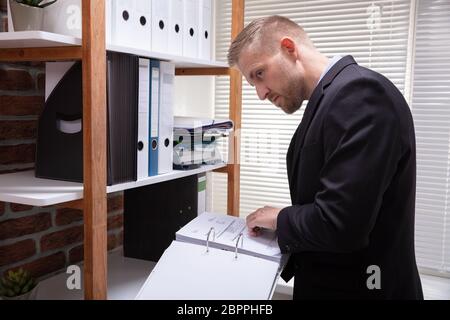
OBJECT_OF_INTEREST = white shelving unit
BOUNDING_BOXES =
[0,30,229,208]
[0,163,226,206]
[0,0,242,299]
[0,31,228,68]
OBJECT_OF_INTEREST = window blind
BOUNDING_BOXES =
[411,0,450,275]
[212,0,412,217]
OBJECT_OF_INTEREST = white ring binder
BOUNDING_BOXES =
[135,213,285,300]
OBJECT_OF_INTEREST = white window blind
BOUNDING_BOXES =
[412,0,450,275]
[212,0,412,217]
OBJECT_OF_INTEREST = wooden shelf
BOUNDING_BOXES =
[36,250,156,300]
[0,163,227,207]
[0,31,228,68]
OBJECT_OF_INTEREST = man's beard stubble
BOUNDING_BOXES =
[281,73,304,114]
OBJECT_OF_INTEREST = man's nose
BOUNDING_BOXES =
[255,84,269,100]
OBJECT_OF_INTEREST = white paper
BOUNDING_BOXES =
[176,212,282,262]
[45,62,76,101]
[7,0,13,32]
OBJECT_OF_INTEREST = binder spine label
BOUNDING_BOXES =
[149,61,160,176]
[151,67,160,137]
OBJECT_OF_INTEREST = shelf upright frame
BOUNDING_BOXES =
[81,0,107,300]
[227,0,244,216]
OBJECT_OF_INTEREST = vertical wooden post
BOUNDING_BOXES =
[228,0,244,217]
[82,0,107,300]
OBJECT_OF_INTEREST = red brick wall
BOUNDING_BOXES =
[0,1,124,280]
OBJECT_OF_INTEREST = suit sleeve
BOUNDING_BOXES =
[277,77,402,254]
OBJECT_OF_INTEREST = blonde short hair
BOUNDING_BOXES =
[227,15,313,67]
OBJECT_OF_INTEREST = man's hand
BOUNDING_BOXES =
[246,206,282,236]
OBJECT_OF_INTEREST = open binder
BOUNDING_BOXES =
[135,212,287,300]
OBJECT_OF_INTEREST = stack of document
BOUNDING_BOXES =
[174,117,234,133]
[173,117,233,170]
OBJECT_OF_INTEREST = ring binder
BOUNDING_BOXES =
[135,213,286,300]
[234,232,244,259]
[206,227,215,253]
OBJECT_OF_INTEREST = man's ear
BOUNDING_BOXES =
[280,37,298,59]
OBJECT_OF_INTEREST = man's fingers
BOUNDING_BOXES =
[247,227,261,237]
[246,207,269,234]
[246,211,260,233]
[247,217,257,229]
[248,229,257,237]
[246,211,258,225]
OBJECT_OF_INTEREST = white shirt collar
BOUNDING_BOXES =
[318,55,343,84]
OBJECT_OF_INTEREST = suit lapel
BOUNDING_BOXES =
[286,84,324,185]
[287,56,358,183]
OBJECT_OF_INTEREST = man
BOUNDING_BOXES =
[228,16,423,299]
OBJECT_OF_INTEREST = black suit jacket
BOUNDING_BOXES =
[277,56,423,299]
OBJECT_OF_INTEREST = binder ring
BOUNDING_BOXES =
[234,233,244,259]
[206,227,215,253]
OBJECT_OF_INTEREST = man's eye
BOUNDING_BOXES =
[256,70,264,78]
